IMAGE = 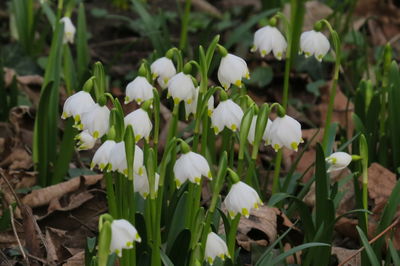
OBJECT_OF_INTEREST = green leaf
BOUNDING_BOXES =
[389,240,400,265]
[306,79,325,96]
[244,66,273,88]
[160,249,174,266]
[166,191,188,253]
[356,226,380,266]
[77,3,90,85]
[168,229,191,265]
[53,118,77,184]
[270,242,330,265]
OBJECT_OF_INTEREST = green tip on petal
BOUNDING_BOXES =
[291,142,298,151]
[135,134,141,142]
[126,241,133,247]
[124,96,130,104]
[207,257,213,264]
[228,210,236,218]
[186,98,192,104]
[273,144,280,152]
[207,171,212,179]
[234,80,242,87]
[261,50,267,57]
[194,177,201,184]
[242,208,249,217]
[230,124,237,131]
[61,112,68,119]
[213,126,219,135]
[93,131,99,139]
[74,115,81,122]
[276,52,282,60]
[152,73,157,80]
[90,162,95,169]
[123,169,128,176]
[173,97,180,105]
[99,163,105,170]
[136,233,141,242]
[138,167,144,175]
[175,179,182,188]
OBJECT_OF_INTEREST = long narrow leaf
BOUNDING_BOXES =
[356,226,380,266]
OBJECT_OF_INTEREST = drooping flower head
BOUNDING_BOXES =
[251,25,287,60]
[75,130,97,151]
[62,91,95,124]
[108,142,144,176]
[91,140,116,171]
[218,53,250,90]
[110,219,141,257]
[326,152,352,173]
[125,76,154,105]
[224,181,262,218]
[124,108,153,142]
[211,99,244,134]
[134,167,160,199]
[247,116,273,145]
[269,115,303,152]
[81,103,110,139]
[205,232,230,264]
[184,87,214,119]
[60,17,76,44]
[300,30,330,61]
[167,72,196,105]
[150,57,176,88]
[173,151,212,188]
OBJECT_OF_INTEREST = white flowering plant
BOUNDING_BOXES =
[9,1,400,265]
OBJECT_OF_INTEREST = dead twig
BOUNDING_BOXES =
[338,217,400,266]
[10,205,29,265]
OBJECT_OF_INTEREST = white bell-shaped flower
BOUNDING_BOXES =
[224,181,262,218]
[205,232,230,264]
[150,57,176,88]
[247,116,272,145]
[251,26,287,60]
[217,53,250,90]
[269,115,303,152]
[326,152,352,173]
[300,30,330,61]
[184,87,214,119]
[124,109,153,142]
[81,104,110,139]
[173,151,212,188]
[262,118,273,145]
[211,99,244,134]
[61,91,95,124]
[125,76,154,105]
[134,167,160,198]
[167,72,196,104]
[91,140,116,171]
[110,219,141,257]
[108,142,144,176]
[60,17,76,44]
[75,130,97,151]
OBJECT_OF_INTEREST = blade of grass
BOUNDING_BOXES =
[356,226,380,266]
[76,3,90,85]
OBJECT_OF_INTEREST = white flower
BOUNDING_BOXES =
[61,91,95,123]
[247,116,272,145]
[108,142,144,176]
[75,130,97,151]
[251,26,287,60]
[184,87,214,119]
[91,140,116,171]
[211,99,244,134]
[124,109,153,142]
[173,151,212,188]
[110,219,141,257]
[224,181,262,218]
[300,30,330,61]
[125,76,154,105]
[60,17,76,44]
[150,57,176,88]
[217,53,250,90]
[134,167,160,198]
[81,104,110,139]
[167,72,196,104]
[269,115,303,152]
[205,232,230,264]
[326,152,352,173]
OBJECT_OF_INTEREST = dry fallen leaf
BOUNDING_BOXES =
[332,246,361,266]
[22,175,102,208]
[367,163,396,207]
[0,148,32,170]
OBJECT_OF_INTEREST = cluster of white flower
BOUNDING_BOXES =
[251,24,330,61]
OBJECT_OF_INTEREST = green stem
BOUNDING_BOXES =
[227,214,241,259]
[166,103,180,143]
[320,20,341,152]
[104,172,117,218]
[179,0,191,51]
[272,150,282,194]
